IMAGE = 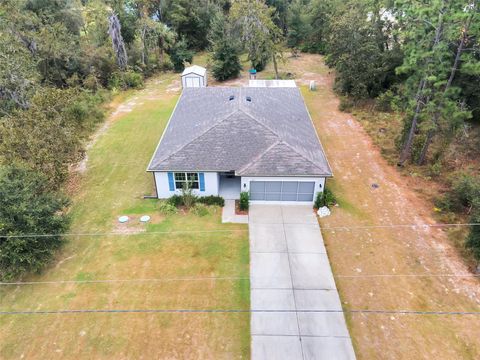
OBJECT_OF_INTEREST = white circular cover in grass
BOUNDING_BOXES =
[118,215,129,223]
[140,215,151,222]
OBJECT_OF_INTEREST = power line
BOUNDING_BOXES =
[335,273,480,278]
[2,222,479,239]
[1,308,479,316]
[2,273,478,286]
[320,223,480,231]
[0,276,250,286]
[1,228,248,239]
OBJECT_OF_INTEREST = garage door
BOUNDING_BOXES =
[250,181,315,201]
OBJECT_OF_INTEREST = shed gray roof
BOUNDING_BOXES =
[147,87,332,177]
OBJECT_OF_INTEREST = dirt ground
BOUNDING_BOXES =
[274,54,480,359]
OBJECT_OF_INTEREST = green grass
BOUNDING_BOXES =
[0,72,250,359]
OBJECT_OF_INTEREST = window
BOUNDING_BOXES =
[174,172,199,190]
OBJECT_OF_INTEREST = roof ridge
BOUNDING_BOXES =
[238,141,327,176]
[236,139,281,175]
[280,141,328,173]
[152,109,239,166]
[238,102,321,166]
[237,107,282,139]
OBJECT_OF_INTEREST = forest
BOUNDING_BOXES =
[0,0,479,279]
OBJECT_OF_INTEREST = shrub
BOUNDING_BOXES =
[376,90,394,112]
[181,183,197,209]
[338,97,354,112]
[314,188,336,209]
[123,71,144,89]
[466,209,480,262]
[167,194,225,208]
[314,191,323,209]
[192,203,209,217]
[239,191,249,211]
[452,174,480,210]
[108,70,144,90]
[167,194,183,207]
[158,201,178,215]
[323,188,336,207]
[197,195,225,207]
[0,166,70,280]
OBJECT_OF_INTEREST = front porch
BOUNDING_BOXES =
[218,173,241,200]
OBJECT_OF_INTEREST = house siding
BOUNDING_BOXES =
[154,171,219,198]
[241,176,325,204]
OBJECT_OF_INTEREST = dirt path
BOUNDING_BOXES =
[275,54,480,359]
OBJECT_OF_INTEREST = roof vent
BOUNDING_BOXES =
[229,95,235,101]
[246,96,252,102]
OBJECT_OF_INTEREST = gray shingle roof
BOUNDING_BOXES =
[147,87,332,177]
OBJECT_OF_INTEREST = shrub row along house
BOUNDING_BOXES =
[147,85,332,204]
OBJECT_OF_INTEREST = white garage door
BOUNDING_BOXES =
[185,76,201,87]
[250,181,315,201]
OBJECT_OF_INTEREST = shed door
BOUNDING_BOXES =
[250,181,315,202]
[185,76,201,88]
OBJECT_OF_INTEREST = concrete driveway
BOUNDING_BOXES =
[249,205,355,360]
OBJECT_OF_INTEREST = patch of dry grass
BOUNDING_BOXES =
[0,72,249,359]
[286,53,480,359]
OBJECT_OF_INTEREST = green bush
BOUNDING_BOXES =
[442,173,480,263]
[314,191,323,209]
[192,203,209,217]
[167,194,183,207]
[240,191,249,211]
[314,188,336,209]
[108,70,144,90]
[158,201,178,215]
[466,210,480,262]
[123,71,144,89]
[452,174,480,210]
[376,90,394,112]
[0,166,70,280]
[181,183,197,209]
[197,195,225,207]
[338,97,354,112]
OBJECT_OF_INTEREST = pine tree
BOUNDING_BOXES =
[209,13,242,81]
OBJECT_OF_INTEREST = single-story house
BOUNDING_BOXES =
[147,87,332,204]
[181,65,207,88]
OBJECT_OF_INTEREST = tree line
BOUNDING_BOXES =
[1,0,479,278]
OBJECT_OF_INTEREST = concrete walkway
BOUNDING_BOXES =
[249,205,355,360]
[221,199,248,224]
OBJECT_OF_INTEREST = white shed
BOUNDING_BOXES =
[181,65,207,88]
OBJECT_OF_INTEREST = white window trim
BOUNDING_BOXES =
[174,172,199,190]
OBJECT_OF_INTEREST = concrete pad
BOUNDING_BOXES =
[250,224,287,253]
[249,204,356,359]
[222,199,248,223]
[289,253,337,289]
[251,289,296,310]
[252,335,303,360]
[294,289,343,311]
[252,313,299,335]
[301,337,356,360]
[297,312,350,337]
[251,252,292,289]
[249,205,284,224]
[284,224,326,253]
[281,205,317,224]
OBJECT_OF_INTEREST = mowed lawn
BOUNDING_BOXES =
[0,74,250,359]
